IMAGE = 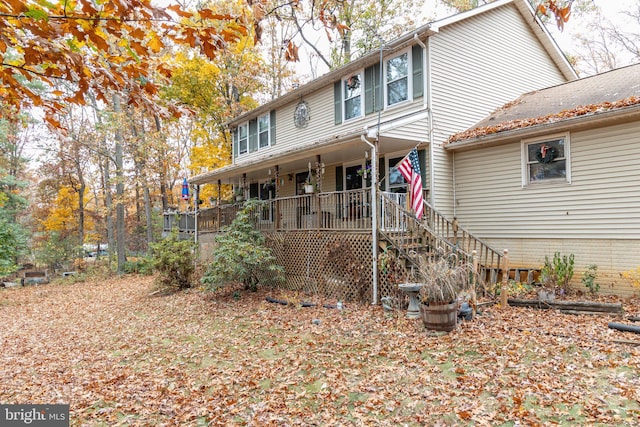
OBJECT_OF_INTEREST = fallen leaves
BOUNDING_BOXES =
[447,96,640,145]
[1,277,639,425]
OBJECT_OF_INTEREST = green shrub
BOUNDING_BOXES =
[123,257,154,275]
[581,264,600,295]
[201,200,284,292]
[150,233,196,289]
[540,251,575,295]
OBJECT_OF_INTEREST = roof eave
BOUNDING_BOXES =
[189,128,366,185]
[445,105,640,152]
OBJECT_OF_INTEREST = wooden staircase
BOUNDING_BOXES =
[378,192,505,286]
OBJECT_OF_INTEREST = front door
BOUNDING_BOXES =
[259,179,276,223]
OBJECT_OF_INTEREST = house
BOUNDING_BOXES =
[445,63,640,296]
[181,0,577,303]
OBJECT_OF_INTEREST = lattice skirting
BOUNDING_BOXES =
[259,231,410,305]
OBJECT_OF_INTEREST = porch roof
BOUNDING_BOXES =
[190,110,430,185]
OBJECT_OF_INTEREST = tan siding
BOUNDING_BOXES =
[454,121,640,239]
[484,237,640,296]
[383,116,429,143]
[429,3,569,216]
[453,120,640,295]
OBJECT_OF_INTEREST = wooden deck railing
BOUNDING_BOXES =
[164,189,373,234]
[164,189,502,270]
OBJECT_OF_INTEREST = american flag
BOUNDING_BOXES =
[397,148,424,219]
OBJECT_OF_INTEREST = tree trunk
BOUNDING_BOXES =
[113,94,126,273]
[88,91,115,261]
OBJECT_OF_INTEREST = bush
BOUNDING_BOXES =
[150,233,196,289]
[123,257,154,275]
[541,252,575,295]
[581,264,600,295]
[201,200,284,292]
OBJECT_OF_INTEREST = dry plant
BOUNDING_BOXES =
[414,254,476,304]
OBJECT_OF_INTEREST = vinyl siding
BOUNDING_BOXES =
[453,120,640,295]
[235,81,425,165]
[429,3,568,216]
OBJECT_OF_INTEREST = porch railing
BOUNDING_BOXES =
[164,189,373,234]
[163,188,502,270]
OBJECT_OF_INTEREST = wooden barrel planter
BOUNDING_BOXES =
[420,301,458,332]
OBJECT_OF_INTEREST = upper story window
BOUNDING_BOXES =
[258,113,270,149]
[333,44,422,125]
[233,111,276,159]
[238,123,248,155]
[343,73,363,121]
[386,51,409,106]
[523,134,571,186]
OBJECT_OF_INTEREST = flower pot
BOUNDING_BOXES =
[304,184,315,194]
[235,195,244,202]
[420,301,458,332]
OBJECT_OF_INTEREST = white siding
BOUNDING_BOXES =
[429,3,568,215]
[453,120,640,294]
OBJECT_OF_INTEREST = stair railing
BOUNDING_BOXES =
[378,192,503,273]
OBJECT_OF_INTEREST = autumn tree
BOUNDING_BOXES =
[0,105,32,276]
[0,0,250,124]
[256,0,420,78]
[162,32,264,202]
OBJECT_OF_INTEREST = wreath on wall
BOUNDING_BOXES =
[535,144,557,164]
[347,75,360,91]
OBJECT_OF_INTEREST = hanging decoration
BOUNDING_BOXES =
[347,75,360,91]
[181,178,189,201]
[536,144,557,164]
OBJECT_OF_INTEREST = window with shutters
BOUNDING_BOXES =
[334,44,423,124]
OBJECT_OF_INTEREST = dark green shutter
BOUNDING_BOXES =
[418,149,427,187]
[364,66,374,115]
[365,63,382,114]
[232,129,238,160]
[270,110,276,146]
[334,81,342,124]
[412,44,424,99]
[248,118,258,153]
[378,157,385,189]
[249,182,259,199]
[335,165,343,191]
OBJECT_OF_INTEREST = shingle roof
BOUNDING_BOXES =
[447,63,640,145]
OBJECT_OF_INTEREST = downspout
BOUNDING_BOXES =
[194,184,199,244]
[361,132,378,305]
[452,152,456,217]
[425,37,435,206]
[414,34,433,206]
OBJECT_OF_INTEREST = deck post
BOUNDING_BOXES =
[501,249,509,309]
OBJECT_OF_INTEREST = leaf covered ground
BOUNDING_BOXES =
[1,276,639,426]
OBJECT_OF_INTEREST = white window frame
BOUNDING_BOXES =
[385,151,410,192]
[342,71,364,121]
[258,113,270,149]
[384,48,412,108]
[237,122,248,156]
[521,133,571,187]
